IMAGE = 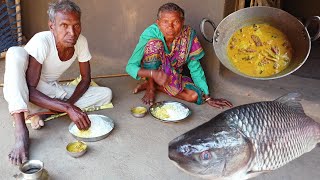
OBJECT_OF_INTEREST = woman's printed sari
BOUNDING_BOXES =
[142,26,205,104]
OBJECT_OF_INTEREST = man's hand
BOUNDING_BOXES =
[152,70,168,86]
[66,105,91,130]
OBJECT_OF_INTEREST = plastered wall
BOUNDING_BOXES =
[21,0,226,92]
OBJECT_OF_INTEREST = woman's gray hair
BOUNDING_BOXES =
[48,0,81,22]
[157,3,185,20]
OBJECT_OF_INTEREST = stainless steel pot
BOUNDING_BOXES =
[200,6,320,80]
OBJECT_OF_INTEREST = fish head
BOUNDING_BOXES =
[169,126,252,179]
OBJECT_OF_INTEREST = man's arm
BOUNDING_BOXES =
[66,61,91,105]
[26,56,90,130]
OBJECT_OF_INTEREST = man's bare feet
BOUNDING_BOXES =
[29,115,45,130]
[9,125,29,165]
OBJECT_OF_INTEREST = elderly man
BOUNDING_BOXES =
[3,0,112,165]
[126,3,232,108]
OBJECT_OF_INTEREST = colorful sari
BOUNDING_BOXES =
[142,26,205,104]
[126,24,208,105]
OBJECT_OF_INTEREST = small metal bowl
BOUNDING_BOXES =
[131,106,147,118]
[19,160,44,179]
[66,141,88,158]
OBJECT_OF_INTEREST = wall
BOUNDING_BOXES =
[283,0,320,18]
[21,0,226,92]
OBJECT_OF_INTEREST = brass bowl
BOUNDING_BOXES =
[131,106,147,118]
[66,141,88,158]
[19,160,44,179]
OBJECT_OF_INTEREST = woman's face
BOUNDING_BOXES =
[156,11,184,43]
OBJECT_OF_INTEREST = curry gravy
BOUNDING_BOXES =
[227,24,293,77]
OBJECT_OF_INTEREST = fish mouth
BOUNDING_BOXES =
[169,153,212,177]
[168,147,181,161]
[168,145,192,165]
[168,135,185,161]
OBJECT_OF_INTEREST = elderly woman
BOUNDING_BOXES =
[126,3,232,108]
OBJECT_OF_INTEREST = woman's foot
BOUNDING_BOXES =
[134,80,156,105]
[133,81,148,94]
[142,88,156,105]
[9,126,29,165]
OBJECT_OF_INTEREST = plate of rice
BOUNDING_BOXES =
[149,101,191,122]
[69,114,114,142]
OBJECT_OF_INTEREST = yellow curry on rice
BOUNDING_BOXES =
[227,24,293,77]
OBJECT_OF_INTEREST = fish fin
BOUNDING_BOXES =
[275,92,305,114]
[244,171,271,179]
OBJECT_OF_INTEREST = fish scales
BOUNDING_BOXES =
[169,93,320,179]
[224,101,320,171]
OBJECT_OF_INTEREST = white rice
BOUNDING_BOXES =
[70,115,113,138]
[152,102,190,121]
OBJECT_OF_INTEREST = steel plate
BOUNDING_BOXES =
[68,114,114,142]
[149,101,191,123]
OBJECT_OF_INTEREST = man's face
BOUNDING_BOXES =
[156,11,184,42]
[49,11,81,48]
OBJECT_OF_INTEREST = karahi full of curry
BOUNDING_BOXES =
[227,23,293,77]
[200,6,318,80]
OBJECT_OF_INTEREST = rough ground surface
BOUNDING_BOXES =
[0,54,319,179]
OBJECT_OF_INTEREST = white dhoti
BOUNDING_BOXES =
[3,46,112,116]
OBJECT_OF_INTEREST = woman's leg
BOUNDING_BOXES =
[157,86,198,103]
[134,39,163,105]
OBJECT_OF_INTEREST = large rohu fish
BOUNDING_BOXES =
[169,93,320,180]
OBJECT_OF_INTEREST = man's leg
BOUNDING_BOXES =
[9,113,29,165]
[133,39,163,105]
[27,80,71,129]
[3,47,30,165]
[63,85,112,109]
[26,81,112,128]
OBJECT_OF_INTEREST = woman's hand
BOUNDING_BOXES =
[204,95,233,109]
[151,70,168,86]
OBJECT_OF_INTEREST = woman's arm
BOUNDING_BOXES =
[187,60,232,108]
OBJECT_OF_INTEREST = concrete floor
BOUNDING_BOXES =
[0,54,319,180]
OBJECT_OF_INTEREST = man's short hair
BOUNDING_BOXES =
[157,3,184,20]
[48,0,81,22]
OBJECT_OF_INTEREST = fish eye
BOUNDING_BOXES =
[200,150,212,161]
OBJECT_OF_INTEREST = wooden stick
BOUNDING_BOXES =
[58,73,129,82]
[0,73,129,87]
[15,0,23,45]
